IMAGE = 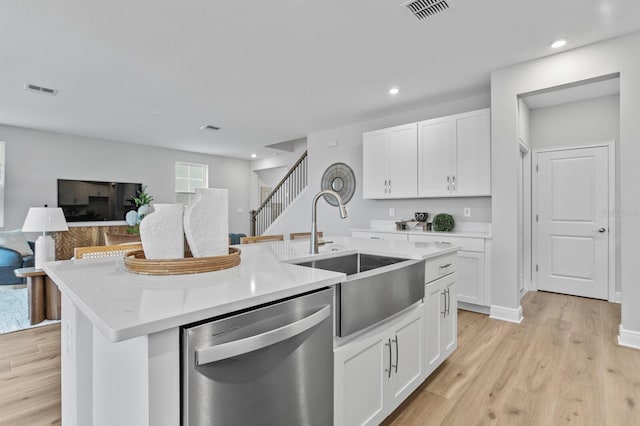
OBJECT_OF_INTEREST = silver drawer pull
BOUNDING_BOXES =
[435,241,452,245]
[370,237,382,240]
[439,263,452,269]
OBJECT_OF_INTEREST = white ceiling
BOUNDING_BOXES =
[1,1,639,160]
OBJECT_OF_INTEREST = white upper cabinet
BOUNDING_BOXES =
[418,108,491,197]
[363,123,417,199]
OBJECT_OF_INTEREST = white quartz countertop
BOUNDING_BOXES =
[43,236,459,343]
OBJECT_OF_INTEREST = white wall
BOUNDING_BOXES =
[491,31,640,338]
[268,90,491,238]
[530,95,620,149]
[0,124,252,234]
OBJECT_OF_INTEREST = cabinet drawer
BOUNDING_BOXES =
[409,234,484,252]
[424,253,457,283]
[351,231,409,241]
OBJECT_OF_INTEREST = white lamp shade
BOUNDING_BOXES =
[22,207,69,233]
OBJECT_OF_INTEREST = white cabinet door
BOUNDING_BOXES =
[334,304,423,426]
[424,273,457,378]
[417,108,491,198]
[389,308,423,405]
[454,109,491,196]
[424,281,444,378]
[386,123,418,199]
[363,124,417,199]
[456,251,485,306]
[418,118,454,197]
[334,332,387,426]
[441,276,457,358]
[363,130,387,199]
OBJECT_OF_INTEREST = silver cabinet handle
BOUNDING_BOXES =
[392,336,399,373]
[439,263,452,269]
[370,236,382,240]
[441,290,446,318]
[389,180,391,194]
[445,288,450,316]
[452,175,456,191]
[195,305,330,365]
[384,180,387,194]
[446,176,450,191]
[385,338,392,378]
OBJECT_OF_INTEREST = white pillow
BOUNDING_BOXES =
[0,229,34,256]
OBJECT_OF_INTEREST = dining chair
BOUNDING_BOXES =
[240,235,285,244]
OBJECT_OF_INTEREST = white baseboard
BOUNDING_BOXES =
[489,305,523,324]
[614,291,622,304]
[618,324,640,350]
[458,301,490,315]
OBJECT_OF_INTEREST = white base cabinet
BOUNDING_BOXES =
[409,234,490,309]
[424,273,457,377]
[334,303,423,426]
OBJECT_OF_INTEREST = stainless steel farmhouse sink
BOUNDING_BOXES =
[294,253,424,336]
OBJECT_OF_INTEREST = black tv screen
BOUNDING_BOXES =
[57,179,142,222]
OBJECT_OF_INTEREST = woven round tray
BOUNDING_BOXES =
[124,247,241,275]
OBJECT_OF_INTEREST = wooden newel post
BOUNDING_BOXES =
[249,210,257,236]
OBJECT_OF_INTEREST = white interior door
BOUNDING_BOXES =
[536,146,609,299]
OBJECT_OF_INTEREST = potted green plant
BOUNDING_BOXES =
[126,185,154,234]
[432,213,455,232]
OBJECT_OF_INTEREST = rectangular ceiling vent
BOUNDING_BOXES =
[24,83,58,96]
[403,0,452,21]
[200,124,221,131]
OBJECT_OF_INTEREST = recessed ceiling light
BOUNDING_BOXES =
[251,154,257,158]
[550,38,567,49]
[389,87,400,95]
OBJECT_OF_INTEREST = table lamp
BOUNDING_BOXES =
[22,207,69,269]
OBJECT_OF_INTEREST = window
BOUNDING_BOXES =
[175,162,208,204]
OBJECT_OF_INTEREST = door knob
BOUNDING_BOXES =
[595,227,606,233]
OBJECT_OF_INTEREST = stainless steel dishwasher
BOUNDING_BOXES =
[182,288,333,426]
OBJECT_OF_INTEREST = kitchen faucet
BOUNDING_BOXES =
[310,189,348,254]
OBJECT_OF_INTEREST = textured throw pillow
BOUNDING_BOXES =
[0,229,34,256]
[104,232,141,245]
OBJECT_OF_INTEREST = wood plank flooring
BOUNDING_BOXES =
[0,323,60,426]
[385,291,640,426]
[0,291,638,425]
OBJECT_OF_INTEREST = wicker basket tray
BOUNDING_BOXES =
[124,247,241,275]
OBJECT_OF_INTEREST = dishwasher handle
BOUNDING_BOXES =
[195,305,331,366]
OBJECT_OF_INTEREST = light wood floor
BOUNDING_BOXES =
[0,323,61,425]
[385,291,640,425]
[0,292,638,425]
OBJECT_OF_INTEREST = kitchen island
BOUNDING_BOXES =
[43,236,459,426]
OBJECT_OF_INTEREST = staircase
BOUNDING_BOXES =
[250,151,308,236]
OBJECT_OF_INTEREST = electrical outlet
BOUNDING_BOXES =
[389,208,395,217]
[464,207,471,217]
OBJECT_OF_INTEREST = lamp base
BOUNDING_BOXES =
[34,235,55,270]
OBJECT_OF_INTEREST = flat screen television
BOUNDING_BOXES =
[57,179,142,222]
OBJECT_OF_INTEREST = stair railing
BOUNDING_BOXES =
[250,151,308,236]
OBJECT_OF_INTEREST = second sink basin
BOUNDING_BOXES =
[294,252,425,337]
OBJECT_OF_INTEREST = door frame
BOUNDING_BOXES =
[518,140,532,298]
[532,141,616,302]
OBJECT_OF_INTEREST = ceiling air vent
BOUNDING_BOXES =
[402,0,452,21]
[200,124,221,131]
[24,83,58,96]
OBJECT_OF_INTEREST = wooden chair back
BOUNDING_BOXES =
[74,243,144,260]
[289,232,323,240]
[240,235,284,244]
